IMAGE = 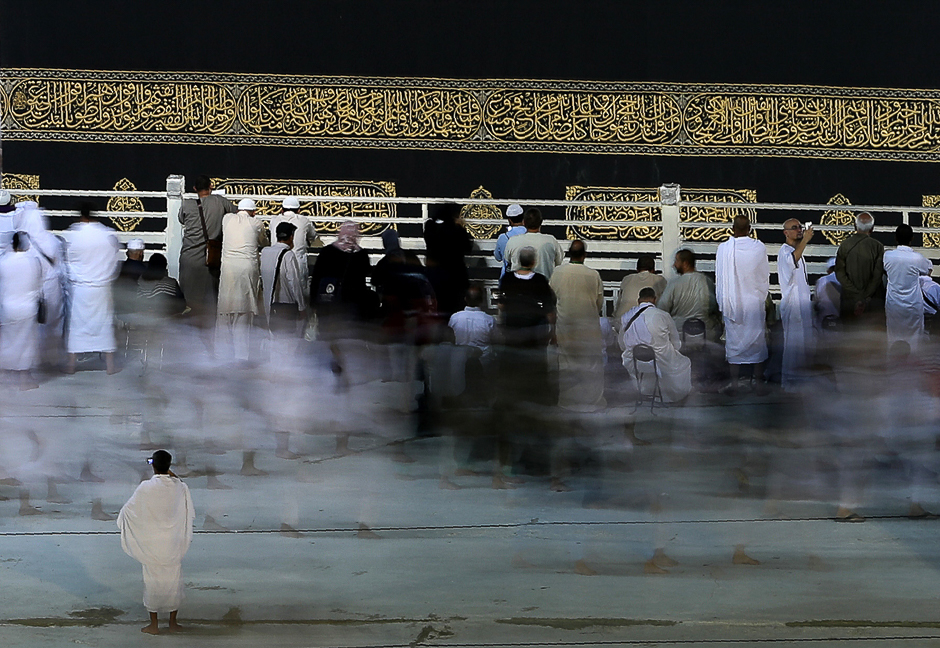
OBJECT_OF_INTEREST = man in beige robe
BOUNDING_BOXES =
[613,255,667,327]
[549,240,606,411]
[217,199,267,362]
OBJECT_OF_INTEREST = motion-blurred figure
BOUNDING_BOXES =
[884,224,932,351]
[777,219,815,391]
[217,198,266,362]
[0,232,43,389]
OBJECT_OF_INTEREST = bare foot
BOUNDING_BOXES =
[511,553,536,569]
[141,623,159,635]
[439,477,462,490]
[203,515,231,532]
[909,503,940,519]
[207,475,233,490]
[276,449,301,460]
[80,466,105,483]
[835,507,865,522]
[240,465,268,477]
[652,548,679,568]
[574,559,598,576]
[644,559,669,574]
[732,546,761,565]
[91,500,116,521]
[280,523,302,538]
[356,523,382,539]
[492,475,517,490]
[167,621,182,633]
[18,504,43,516]
[454,468,483,477]
[550,478,571,492]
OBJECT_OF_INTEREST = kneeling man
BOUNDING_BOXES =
[118,450,194,634]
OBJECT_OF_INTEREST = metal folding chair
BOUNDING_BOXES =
[631,343,663,413]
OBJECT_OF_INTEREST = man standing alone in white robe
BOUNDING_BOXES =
[118,450,194,635]
[217,199,267,362]
[65,204,122,374]
[716,215,770,395]
[778,219,816,391]
[884,224,933,351]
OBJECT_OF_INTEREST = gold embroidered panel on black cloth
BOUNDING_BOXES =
[5,69,940,161]
[210,178,396,236]
[565,186,756,241]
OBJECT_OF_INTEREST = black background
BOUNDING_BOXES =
[2,0,939,213]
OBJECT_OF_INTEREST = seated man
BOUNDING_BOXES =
[657,249,721,342]
[620,287,692,403]
[448,284,496,358]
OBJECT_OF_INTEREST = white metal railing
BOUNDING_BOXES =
[7,177,940,305]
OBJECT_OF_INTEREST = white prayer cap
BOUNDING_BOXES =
[827,257,837,270]
[506,204,523,219]
[237,198,257,211]
[127,238,145,251]
[0,190,10,205]
[283,196,300,210]
[211,189,226,195]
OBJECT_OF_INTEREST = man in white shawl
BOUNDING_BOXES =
[118,450,194,635]
[884,224,933,351]
[217,198,267,362]
[269,196,319,302]
[716,215,770,394]
[620,287,692,403]
[0,232,43,389]
[777,219,816,391]
[65,204,122,374]
[549,240,606,411]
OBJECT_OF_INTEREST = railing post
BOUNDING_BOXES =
[165,174,185,280]
[660,184,681,279]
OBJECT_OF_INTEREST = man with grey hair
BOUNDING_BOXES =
[835,212,884,322]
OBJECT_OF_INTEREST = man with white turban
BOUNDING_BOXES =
[269,196,319,303]
[118,450,194,635]
[715,215,770,394]
[217,198,267,362]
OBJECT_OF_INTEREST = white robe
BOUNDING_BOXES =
[65,221,121,353]
[814,272,841,328]
[17,203,67,345]
[777,244,815,390]
[620,304,692,403]
[118,475,194,614]
[884,246,932,350]
[921,275,940,316]
[269,212,317,296]
[0,251,42,370]
[716,236,769,364]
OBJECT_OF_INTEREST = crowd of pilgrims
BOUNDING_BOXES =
[2,179,940,531]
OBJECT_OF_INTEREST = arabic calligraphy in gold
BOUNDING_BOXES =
[459,187,503,239]
[0,173,40,204]
[922,195,940,248]
[680,189,757,242]
[819,194,855,245]
[105,178,145,232]
[565,187,661,241]
[211,178,396,236]
[6,69,940,160]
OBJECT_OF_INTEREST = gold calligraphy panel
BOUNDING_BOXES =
[680,189,757,242]
[106,178,145,232]
[819,194,855,245]
[923,195,940,248]
[565,187,661,240]
[459,187,503,240]
[6,69,940,160]
[0,173,40,204]
[211,178,396,237]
